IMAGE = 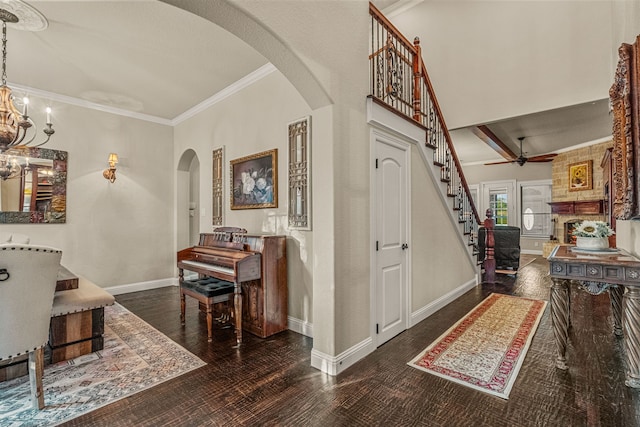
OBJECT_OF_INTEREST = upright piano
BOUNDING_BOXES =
[177,229,287,343]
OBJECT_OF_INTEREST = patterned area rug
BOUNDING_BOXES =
[0,303,205,426]
[408,293,547,399]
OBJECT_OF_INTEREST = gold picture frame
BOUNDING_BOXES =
[230,149,278,210]
[568,160,592,191]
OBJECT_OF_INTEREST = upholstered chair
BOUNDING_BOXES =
[0,244,62,409]
[478,226,521,271]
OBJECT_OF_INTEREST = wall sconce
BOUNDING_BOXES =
[103,153,118,183]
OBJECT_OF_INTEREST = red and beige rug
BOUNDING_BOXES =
[408,293,547,399]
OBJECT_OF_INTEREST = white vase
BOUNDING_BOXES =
[575,236,609,250]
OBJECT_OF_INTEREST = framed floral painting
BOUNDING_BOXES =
[230,149,278,209]
[568,160,592,191]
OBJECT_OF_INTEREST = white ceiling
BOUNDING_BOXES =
[382,0,616,166]
[3,0,267,121]
[1,0,617,164]
[449,99,613,165]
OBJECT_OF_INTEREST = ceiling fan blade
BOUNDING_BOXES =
[484,160,516,165]
[527,153,558,162]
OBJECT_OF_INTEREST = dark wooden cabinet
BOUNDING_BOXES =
[548,200,604,215]
[241,234,288,338]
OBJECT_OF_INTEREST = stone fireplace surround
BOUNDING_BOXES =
[549,200,606,244]
[549,141,612,244]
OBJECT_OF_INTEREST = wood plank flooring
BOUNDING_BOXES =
[61,259,640,426]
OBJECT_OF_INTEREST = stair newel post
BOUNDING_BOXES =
[484,208,496,283]
[412,37,422,123]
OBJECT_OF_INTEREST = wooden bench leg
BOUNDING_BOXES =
[180,291,186,325]
[234,285,242,345]
[205,304,213,342]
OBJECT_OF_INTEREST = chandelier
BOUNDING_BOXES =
[0,8,54,153]
[0,152,24,180]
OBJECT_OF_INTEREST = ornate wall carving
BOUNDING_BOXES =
[610,36,640,220]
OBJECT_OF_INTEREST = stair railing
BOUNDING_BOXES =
[369,3,481,251]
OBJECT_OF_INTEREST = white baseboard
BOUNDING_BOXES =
[105,279,315,339]
[288,316,313,338]
[311,337,376,376]
[409,277,478,327]
[311,276,479,376]
[103,277,177,295]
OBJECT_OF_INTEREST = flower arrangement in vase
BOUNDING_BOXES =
[572,220,615,250]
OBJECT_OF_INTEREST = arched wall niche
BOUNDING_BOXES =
[177,149,200,248]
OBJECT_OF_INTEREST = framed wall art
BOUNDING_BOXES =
[568,160,592,191]
[230,149,278,209]
[288,116,311,230]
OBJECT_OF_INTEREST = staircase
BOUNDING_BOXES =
[369,3,483,265]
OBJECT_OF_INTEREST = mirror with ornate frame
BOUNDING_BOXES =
[0,147,67,223]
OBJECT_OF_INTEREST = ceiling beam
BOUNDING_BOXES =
[472,125,518,161]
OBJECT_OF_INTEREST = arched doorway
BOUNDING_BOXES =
[177,149,200,250]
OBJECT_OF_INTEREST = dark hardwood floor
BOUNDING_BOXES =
[62,259,640,426]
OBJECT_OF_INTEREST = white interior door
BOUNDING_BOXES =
[375,134,408,346]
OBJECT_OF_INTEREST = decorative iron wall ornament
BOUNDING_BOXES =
[288,117,311,230]
[212,147,223,226]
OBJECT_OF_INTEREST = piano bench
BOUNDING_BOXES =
[179,277,235,342]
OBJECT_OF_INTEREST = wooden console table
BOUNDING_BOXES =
[548,245,640,387]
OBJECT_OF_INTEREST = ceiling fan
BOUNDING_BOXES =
[472,126,558,166]
[484,136,557,166]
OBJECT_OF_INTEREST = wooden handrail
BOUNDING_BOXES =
[418,56,481,224]
[369,3,416,52]
[369,1,482,246]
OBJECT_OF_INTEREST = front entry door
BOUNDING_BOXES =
[375,134,409,346]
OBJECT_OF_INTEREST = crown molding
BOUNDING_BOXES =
[171,63,277,126]
[382,0,423,18]
[8,81,174,126]
[550,135,612,154]
[7,62,277,127]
